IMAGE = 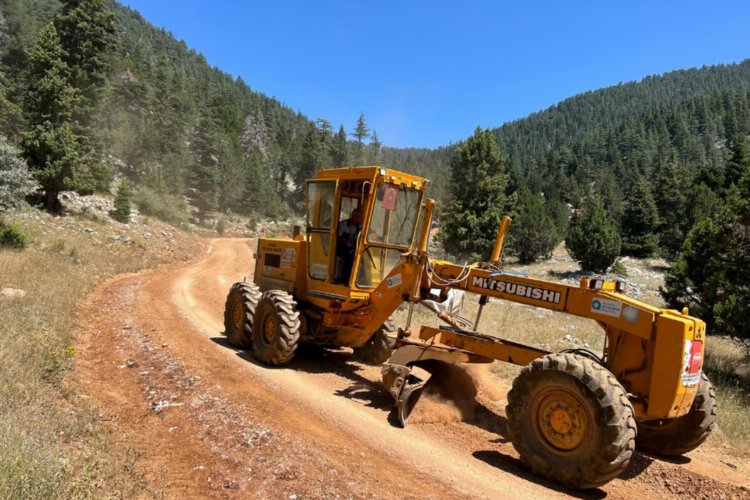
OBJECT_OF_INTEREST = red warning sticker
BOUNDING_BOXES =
[382,184,399,211]
[681,340,703,387]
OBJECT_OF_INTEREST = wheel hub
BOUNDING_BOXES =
[263,315,276,343]
[535,390,591,452]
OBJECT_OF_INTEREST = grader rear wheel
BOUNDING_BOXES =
[251,290,301,366]
[223,282,261,348]
[636,372,717,456]
[506,353,637,489]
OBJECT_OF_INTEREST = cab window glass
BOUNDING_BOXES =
[307,182,335,229]
[367,183,421,248]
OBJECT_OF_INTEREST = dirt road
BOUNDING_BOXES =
[74,238,750,498]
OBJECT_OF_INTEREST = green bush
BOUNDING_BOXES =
[133,186,189,226]
[0,135,38,210]
[216,216,226,235]
[0,221,27,249]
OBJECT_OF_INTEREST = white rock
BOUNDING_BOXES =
[1,288,26,298]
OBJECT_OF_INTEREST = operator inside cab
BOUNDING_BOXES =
[335,206,362,284]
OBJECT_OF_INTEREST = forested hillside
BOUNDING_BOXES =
[4,0,750,228]
[0,0,389,222]
[2,0,750,336]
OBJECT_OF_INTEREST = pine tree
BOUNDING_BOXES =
[112,178,132,223]
[242,149,284,217]
[189,115,221,223]
[331,124,349,167]
[621,177,659,257]
[314,118,333,166]
[0,85,22,135]
[21,23,89,211]
[566,195,622,272]
[440,127,513,261]
[23,24,79,124]
[663,163,750,338]
[654,151,688,259]
[725,133,749,189]
[294,122,325,206]
[595,170,625,226]
[368,130,382,164]
[241,109,269,160]
[353,112,369,144]
[685,182,723,229]
[351,112,369,165]
[508,187,559,263]
[53,0,116,108]
[0,135,38,210]
[52,0,116,190]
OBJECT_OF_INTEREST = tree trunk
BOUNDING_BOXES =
[44,190,60,213]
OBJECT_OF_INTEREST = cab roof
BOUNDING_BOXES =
[313,166,429,189]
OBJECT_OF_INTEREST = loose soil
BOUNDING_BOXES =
[73,239,750,498]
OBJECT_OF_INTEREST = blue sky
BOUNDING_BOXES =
[120,0,750,148]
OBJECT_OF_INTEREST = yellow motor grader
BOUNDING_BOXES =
[224,166,717,489]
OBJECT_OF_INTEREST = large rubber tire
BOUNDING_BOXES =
[223,282,261,348]
[251,290,301,366]
[353,316,397,365]
[636,372,717,456]
[506,353,637,490]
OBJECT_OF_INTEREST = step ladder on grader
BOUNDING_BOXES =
[223,166,717,489]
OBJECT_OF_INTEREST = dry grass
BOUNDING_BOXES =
[0,208,197,498]
[703,336,750,450]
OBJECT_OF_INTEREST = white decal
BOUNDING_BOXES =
[281,248,296,268]
[682,372,701,386]
[471,276,561,304]
[681,340,702,387]
[623,305,639,323]
[386,273,402,288]
[591,298,622,317]
[310,263,328,280]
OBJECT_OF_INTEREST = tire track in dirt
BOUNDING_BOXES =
[74,238,750,499]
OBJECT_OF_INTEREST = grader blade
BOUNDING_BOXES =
[396,378,427,427]
[382,362,431,427]
[383,355,480,427]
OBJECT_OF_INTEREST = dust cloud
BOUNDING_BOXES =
[408,362,503,423]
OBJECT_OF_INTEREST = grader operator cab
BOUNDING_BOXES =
[224,166,717,489]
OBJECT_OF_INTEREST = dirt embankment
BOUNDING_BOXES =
[73,238,750,498]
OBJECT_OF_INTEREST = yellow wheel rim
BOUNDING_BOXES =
[263,315,276,344]
[533,388,592,453]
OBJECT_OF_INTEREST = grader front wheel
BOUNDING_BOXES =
[506,353,637,489]
[251,290,301,366]
[223,282,261,348]
[636,372,717,456]
[353,316,397,365]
